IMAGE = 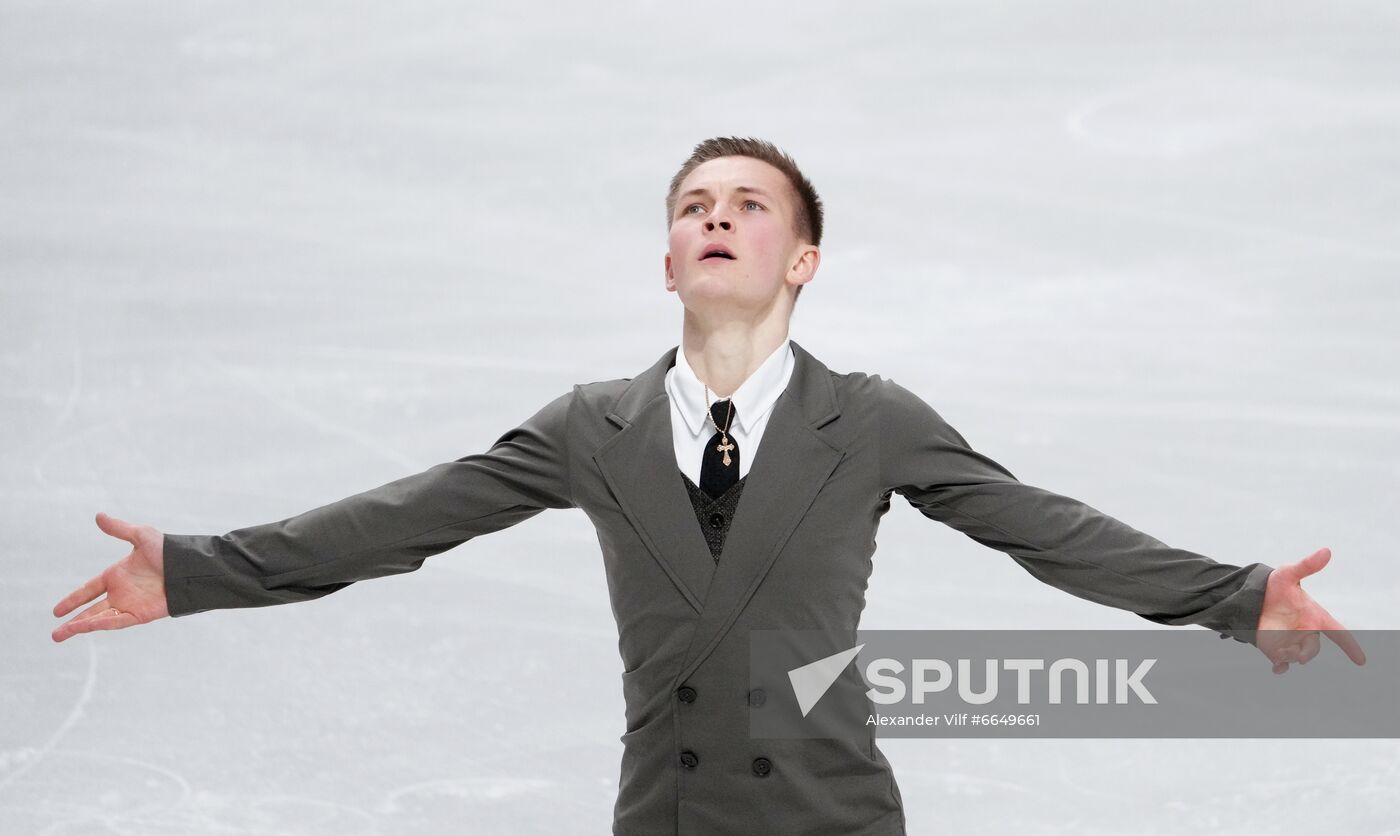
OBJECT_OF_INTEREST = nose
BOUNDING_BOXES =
[704,210,732,232]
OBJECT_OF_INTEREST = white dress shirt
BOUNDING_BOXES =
[664,337,796,486]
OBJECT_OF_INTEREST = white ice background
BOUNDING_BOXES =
[3,2,1399,834]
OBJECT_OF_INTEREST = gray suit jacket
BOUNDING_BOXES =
[164,339,1273,835]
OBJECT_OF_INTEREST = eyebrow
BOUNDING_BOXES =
[676,186,773,203]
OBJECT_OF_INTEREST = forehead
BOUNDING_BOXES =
[678,156,793,205]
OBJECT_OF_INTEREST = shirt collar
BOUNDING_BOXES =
[670,338,793,437]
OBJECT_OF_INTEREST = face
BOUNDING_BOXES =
[664,156,819,313]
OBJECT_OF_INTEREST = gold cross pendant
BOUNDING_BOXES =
[715,438,735,467]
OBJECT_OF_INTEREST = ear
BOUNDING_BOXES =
[664,251,676,292]
[785,244,820,290]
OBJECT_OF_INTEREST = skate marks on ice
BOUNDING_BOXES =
[0,641,99,797]
[23,749,376,836]
[1061,72,1400,265]
[891,740,1400,835]
[9,759,593,835]
[1063,70,1387,160]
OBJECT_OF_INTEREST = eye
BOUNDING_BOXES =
[743,200,763,211]
[683,203,704,215]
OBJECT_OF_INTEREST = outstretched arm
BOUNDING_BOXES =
[53,387,577,640]
[876,377,1361,670]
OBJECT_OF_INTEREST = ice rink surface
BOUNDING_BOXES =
[3,1,1398,833]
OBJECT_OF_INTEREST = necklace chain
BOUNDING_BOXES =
[703,384,737,467]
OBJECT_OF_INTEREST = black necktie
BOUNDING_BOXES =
[699,399,740,500]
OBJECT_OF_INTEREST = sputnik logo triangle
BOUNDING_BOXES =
[788,643,865,718]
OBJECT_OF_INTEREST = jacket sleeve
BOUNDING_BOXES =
[162,386,578,617]
[876,377,1272,643]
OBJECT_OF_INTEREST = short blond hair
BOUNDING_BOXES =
[666,137,824,300]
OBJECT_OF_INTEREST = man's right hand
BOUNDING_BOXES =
[52,512,170,643]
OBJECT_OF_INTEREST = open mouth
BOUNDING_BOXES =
[701,246,735,261]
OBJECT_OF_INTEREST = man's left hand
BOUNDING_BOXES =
[1256,547,1366,674]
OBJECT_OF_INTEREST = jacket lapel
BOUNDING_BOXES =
[593,340,847,676]
[594,345,715,612]
[674,340,846,678]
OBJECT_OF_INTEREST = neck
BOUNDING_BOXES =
[679,312,789,399]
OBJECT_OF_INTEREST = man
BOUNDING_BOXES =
[53,137,1363,835]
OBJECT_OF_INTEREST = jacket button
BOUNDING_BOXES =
[680,750,699,769]
[677,686,697,703]
[751,757,772,777]
[708,512,725,529]
[748,688,767,708]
